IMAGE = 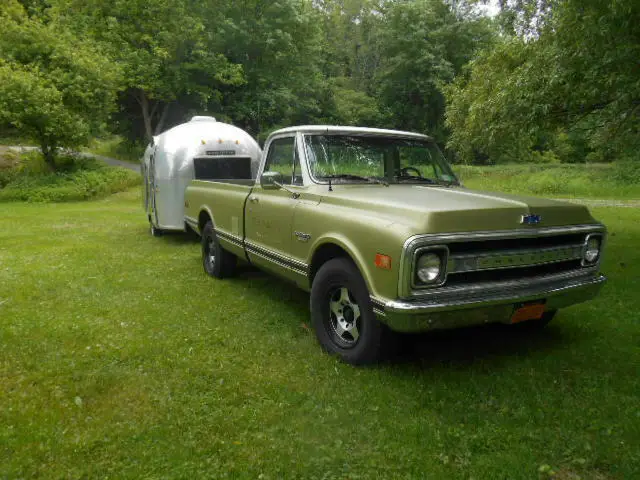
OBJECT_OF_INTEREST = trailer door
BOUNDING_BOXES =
[149,150,159,226]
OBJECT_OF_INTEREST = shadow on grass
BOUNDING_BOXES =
[392,322,574,369]
[221,265,577,369]
[147,228,201,245]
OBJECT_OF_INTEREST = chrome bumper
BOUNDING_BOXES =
[371,274,607,333]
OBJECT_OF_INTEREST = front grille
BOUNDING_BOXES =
[404,227,604,297]
[446,233,586,255]
[439,232,595,289]
[446,260,583,285]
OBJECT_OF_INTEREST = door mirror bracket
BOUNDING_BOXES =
[260,171,282,190]
[260,171,301,199]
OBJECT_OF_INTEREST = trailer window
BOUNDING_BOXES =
[193,157,252,180]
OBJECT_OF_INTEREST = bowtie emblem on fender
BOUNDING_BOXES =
[520,214,542,225]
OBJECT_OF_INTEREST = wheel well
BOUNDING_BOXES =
[198,211,211,232]
[309,243,352,283]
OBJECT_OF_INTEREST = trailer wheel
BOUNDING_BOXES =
[202,221,236,278]
[310,257,388,365]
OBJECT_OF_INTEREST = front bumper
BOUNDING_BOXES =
[371,274,607,332]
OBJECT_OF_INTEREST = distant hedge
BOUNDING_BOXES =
[0,151,140,202]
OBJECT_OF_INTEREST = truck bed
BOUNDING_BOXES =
[184,180,254,250]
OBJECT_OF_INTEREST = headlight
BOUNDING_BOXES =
[415,251,446,286]
[583,235,602,265]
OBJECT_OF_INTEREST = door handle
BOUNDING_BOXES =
[249,196,259,203]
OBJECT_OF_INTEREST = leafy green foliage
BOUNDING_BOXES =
[327,77,384,126]
[446,0,640,164]
[376,0,496,142]
[0,152,140,202]
[54,0,245,140]
[0,0,121,168]
[214,0,328,136]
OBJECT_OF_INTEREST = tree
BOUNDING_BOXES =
[53,0,244,141]
[446,0,640,163]
[376,0,495,142]
[213,0,328,137]
[0,1,121,168]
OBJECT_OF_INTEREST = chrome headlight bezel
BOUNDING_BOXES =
[582,233,603,266]
[411,246,449,289]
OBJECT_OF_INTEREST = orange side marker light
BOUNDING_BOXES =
[375,254,392,270]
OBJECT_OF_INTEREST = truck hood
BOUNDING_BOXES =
[318,185,596,234]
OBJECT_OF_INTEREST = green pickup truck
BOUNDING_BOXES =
[184,126,606,364]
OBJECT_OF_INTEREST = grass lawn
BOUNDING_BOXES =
[455,164,640,200]
[1,189,638,478]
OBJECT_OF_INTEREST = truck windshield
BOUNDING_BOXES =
[304,134,459,185]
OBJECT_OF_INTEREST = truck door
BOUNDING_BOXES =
[244,135,304,278]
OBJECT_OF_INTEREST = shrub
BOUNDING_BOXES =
[610,161,640,186]
[0,153,140,202]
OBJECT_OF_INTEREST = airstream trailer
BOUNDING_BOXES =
[142,116,261,236]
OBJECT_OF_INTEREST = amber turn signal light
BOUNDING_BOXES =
[375,254,392,270]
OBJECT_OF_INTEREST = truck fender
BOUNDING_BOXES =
[197,205,215,233]
[309,234,376,296]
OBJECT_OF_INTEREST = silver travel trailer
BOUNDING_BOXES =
[142,116,261,236]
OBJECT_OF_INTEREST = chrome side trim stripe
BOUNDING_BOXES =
[210,229,310,277]
[244,240,310,277]
[184,215,198,229]
[215,228,244,249]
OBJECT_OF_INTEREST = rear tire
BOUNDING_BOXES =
[310,257,388,365]
[201,220,236,278]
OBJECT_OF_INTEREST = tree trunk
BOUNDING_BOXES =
[154,102,171,135]
[40,137,57,171]
[135,90,154,142]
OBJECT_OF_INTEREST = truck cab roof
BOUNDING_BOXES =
[270,125,433,141]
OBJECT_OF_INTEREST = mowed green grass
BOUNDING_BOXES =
[1,189,639,479]
[454,164,640,200]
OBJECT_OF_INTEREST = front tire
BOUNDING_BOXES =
[201,220,236,278]
[310,257,387,365]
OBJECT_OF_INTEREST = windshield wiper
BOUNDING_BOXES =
[319,174,389,186]
[395,175,437,184]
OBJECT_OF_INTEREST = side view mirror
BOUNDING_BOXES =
[260,171,282,190]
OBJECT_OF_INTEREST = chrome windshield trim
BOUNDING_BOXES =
[302,133,458,186]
